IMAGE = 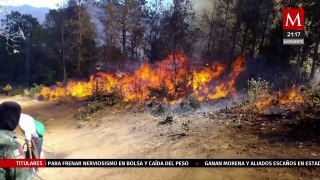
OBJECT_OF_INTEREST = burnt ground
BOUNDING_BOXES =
[1,95,320,180]
[212,106,320,178]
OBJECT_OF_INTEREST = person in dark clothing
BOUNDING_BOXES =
[0,101,21,129]
[0,101,33,180]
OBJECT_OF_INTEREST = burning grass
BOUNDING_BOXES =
[39,51,308,113]
[39,52,246,104]
[253,85,304,111]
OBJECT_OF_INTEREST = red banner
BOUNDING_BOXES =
[0,159,46,168]
[1,159,319,168]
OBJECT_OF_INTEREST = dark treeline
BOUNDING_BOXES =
[0,0,319,87]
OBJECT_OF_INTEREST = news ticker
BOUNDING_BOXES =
[1,159,320,168]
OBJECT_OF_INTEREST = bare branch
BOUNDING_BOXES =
[0,5,25,54]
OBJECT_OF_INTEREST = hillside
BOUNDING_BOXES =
[1,5,50,23]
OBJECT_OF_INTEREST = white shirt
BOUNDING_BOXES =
[19,113,38,141]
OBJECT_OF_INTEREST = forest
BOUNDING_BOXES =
[0,0,319,89]
[1,1,320,179]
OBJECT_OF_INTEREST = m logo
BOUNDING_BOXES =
[283,8,304,30]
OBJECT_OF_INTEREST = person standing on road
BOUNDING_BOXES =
[19,113,45,160]
[19,113,45,157]
[0,101,33,180]
[3,84,12,96]
[19,113,45,173]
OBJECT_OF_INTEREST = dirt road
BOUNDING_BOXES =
[1,96,318,180]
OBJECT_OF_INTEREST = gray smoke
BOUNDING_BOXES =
[310,70,320,89]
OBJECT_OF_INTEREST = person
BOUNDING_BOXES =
[0,101,33,180]
[3,84,12,96]
[19,113,45,162]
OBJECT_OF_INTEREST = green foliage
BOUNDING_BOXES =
[30,84,44,96]
[186,95,200,109]
[296,84,320,122]
[11,86,25,96]
[247,78,273,103]
[302,85,320,108]
[74,99,105,121]
[180,95,200,112]
[1,0,320,97]
[150,101,170,116]
[93,86,124,107]
[74,86,124,121]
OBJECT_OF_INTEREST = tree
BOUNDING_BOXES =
[45,0,96,79]
[67,0,96,77]
[144,0,168,62]
[99,0,146,64]
[0,5,25,53]
[1,11,42,86]
[305,1,320,79]
[44,8,68,83]
[199,0,217,60]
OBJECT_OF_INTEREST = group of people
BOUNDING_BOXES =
[0,101,45,179]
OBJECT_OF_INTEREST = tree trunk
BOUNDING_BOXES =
[258,17,269,54]
[77,0,82,76]
[207,21,214,54]
[310,39,320,79]
[249,31,256,56]
[207,2,216,55]
[297,46,307,81]
[122,28,126,54]
[173,38,177,88]
[258,32,266,54]
[25,32,32,87]
[230,18,240,63]
[241,23,249,52]
[61,17,66,84]
[219,2,230,55]
[208,0,217,53]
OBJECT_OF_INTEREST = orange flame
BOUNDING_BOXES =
[40,52,246,103]
[254,85,304,110]
[194,54,246,101]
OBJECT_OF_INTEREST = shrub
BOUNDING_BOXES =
[179,95,200,112]
[247,78,273,103]
[149,83,169,99]
[93,86,124,107]
[174,78,190,98]
[297,85,320,121]
[150,101,170,116]
[30,84,44,96]
[74,99,105,121]
[302,85,320,108]
[181,121,190,136]
[11,86,25,96]
[74,86,124,121]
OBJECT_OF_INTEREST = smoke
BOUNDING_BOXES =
[311,70,320,88]
[191,0,215,12]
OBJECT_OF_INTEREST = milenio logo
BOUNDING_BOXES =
[283,8,304,45]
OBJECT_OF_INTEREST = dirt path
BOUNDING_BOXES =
[1,96,317,180]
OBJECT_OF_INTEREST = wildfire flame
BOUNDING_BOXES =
[39,52,246,103]
[254,85,304,110]
[39,52,304,110]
